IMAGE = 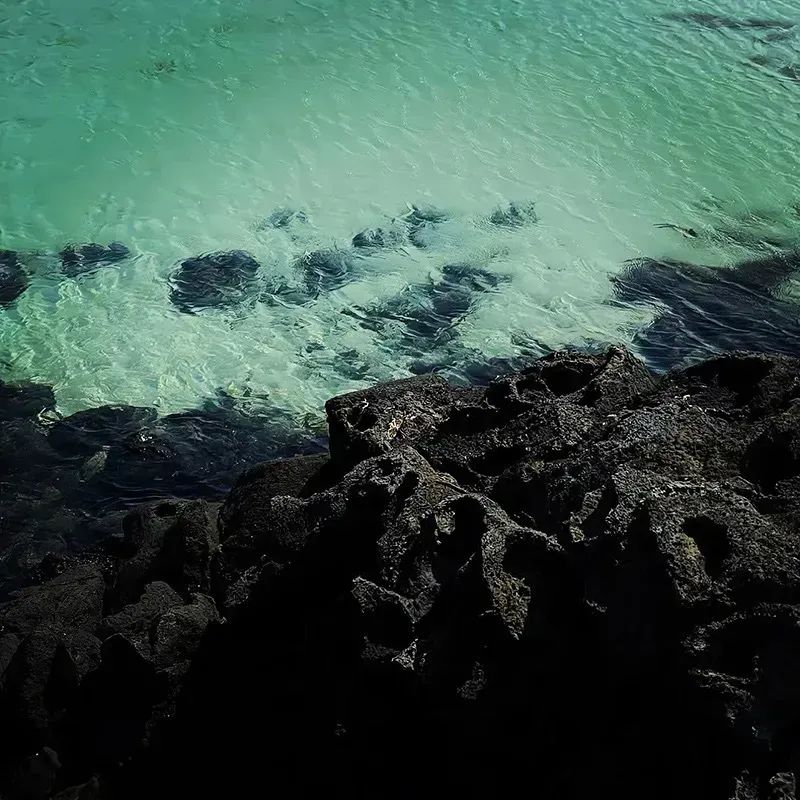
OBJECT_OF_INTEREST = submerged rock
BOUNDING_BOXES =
[261,207,309,230]
[351,226,406,251]
[356,261,509,351]
[489,200,538,227]
[169,250,261,314]
[402,204,450,249]
[296,248,357,296]
[612,252,800,368]
[0,380,55,421]
[403,203,449,226]
[352,228,386,249]
[0,250,29,307]
[661,12,796,31]
[0,389,323,604]
[49,406,158,457]
[60,243,130,278]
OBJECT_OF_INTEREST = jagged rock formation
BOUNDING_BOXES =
[1,347,800,799]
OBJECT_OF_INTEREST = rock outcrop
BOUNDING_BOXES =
[1,347,800,799]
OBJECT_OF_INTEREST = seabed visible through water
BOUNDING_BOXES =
[2,0,800,422]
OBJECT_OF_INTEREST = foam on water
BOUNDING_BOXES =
[1,0,800,415]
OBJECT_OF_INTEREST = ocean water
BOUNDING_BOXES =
[2,0,800,418]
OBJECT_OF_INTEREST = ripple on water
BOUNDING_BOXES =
[0,0,799,421]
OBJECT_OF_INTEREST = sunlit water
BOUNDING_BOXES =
[2,0,800,419]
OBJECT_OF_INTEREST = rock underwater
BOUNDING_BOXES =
[612,251,800,369]
[1,347,800,799]
[0,250,30,307]
[0,387,325,599]
[59,243,131,279]
[169,250,261,314]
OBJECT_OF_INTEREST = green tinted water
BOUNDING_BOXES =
[2,0,799,415]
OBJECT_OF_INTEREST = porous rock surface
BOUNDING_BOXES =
[1,347,800,799]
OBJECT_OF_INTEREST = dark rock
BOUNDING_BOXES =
[52,777,102,800]
[148,402,326,497]
[489,200,538,227]
[407,337,549,386]
[762,29,795,41]
[121,428,177,461]
[0,250,29,307]
[99,582,183,657]
[49,406,157,458]
[4,347,800,800]
[8,746,61,799]
[0,380,55,421]
[403,204,448,226]
[59,243,130,278]
[0,633,21,679]
[169,250,261,314]
[112,499,219,604]
[151,594,218,669]
[325,374,467,468]
[0,565,105,637]
[219,453,330,541]
[160,502,220,595]
[55,589,218,781]
[260,277,313,306]
[64,633,166,771]
[1,625,101,750]
[55,399,324,511]
[779,64,800,84]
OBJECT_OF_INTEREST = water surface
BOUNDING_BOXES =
[2,0,800,417]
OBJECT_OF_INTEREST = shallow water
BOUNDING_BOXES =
[2,0,800,417]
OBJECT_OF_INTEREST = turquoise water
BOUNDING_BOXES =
[2,0,800,417]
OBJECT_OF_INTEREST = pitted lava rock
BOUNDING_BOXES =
[1,347,800,799]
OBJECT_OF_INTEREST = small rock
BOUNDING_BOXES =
[60,242,130,278]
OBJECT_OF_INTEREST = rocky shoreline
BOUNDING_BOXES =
[1,346,800,798]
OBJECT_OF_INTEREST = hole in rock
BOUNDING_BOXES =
[432,496,487,578]
[470,445,527,476]
[688,357,772,404]
[537,361,598,396]
[682,516,730,578]
[743,432,800,489]
[155,503,178,518]
[349,406,378,432]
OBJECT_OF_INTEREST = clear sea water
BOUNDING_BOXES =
[2,0,800,419]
